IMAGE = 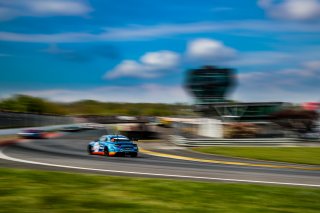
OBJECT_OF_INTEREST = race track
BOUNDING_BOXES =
[1,129,319,187]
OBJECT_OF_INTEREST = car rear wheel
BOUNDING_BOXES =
[130,153,138,158]
[87,145,93,155]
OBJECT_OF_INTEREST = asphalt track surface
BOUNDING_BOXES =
[1,129,320,187]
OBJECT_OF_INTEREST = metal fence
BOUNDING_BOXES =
[169,135,320,146]
[0,111,75,129]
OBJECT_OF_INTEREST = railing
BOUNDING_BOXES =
[170,135,319,146]
[0,112,75,129]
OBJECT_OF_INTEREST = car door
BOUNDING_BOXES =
[98,136,107,152]
[92,141,100,152]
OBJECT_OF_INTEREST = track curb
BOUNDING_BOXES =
[139,148,320,171]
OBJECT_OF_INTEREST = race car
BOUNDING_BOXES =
[88,135,138,157]
[17,129,47,139]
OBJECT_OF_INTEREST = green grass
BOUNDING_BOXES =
[0,168,320,213]
[192,147,320,165]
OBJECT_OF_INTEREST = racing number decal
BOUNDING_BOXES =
[93,142,100,152]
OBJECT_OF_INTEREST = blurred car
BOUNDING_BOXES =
[88,135,138,157]
[299,132,320,140]
[61,125,83,132]
[18,129,47,139]
[81,123,105,130]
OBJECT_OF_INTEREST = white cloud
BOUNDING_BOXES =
[233,86,320,103]
[105,39,314,80]
[211,7,233,12]
[305,60,320,70]
[106,60,149,79]
[29,0,90,15]
[187,38,237,62]
[105,51,180,79]
[278,60,320,77]
[239,60,320,81]
[0,0,92,21]
[258,0,320,21]
[0,7,18,21]
[234,60,320,102]
[0,31,95,43]
[238,72,268,81]
[106,39,237,79]
[230,51,291,66]
[8,84,190,103]
[141,51,180,68]
[1,20,320,43]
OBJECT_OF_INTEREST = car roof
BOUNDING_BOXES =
[23,129,42,133]
[102,135,129,139]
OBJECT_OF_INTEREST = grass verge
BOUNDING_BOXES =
[0,168,320,212]
[192,147,320,165]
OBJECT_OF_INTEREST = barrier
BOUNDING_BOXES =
[0,112,74,129]
[170,135,319,146]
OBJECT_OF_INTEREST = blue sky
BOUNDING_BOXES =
[0,0,319,103]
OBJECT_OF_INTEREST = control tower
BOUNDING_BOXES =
[185,65,235,104]
[184,65,285,120]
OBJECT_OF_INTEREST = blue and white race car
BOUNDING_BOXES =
[88,135,138,157]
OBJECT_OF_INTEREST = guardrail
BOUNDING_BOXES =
[170,135,319,146]
[0,123,90,136]
[0,111,75,129]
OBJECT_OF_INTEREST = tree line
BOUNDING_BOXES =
[0,95,194,116]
